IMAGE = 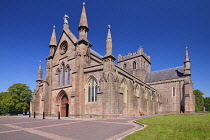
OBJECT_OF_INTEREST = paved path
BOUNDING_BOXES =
[0,114,163,140]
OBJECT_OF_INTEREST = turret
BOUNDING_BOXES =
[78,2,88,40]
[184,47,191,76]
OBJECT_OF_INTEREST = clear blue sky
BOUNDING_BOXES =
[0,0,209,97]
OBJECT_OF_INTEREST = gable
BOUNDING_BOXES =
[53,30,77,62]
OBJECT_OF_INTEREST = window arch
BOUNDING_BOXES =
[133,61,136,69]
[86,76,98,102]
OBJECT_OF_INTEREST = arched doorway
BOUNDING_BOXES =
[56,90,69,117]
[61,94,69,117]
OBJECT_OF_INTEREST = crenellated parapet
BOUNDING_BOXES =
[118,46,150,63]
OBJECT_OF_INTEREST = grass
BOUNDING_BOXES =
[123,113,210,140]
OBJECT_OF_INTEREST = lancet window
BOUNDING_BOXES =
[62,64,65,86]
[57,69,61,87]
[172,87,175,96]
[67,66,71,85]
[133,61,136,69]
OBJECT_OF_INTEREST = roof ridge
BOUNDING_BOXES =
[149,66,184,73]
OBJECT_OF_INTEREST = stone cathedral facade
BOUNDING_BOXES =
[30,3,195,118]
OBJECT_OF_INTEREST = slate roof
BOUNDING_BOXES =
[145,66,184,83]
[90,49,103,59]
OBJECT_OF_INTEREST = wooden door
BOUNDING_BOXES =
[61,95,69,117]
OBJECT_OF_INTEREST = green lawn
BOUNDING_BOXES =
[123,113,210,140]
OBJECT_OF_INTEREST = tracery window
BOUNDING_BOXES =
[87,77,98,102]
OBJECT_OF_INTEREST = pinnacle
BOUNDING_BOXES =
[79,2,88,28]
[49,25,57,46]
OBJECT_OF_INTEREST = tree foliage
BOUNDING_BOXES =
[0,92,10,115]
[204,97,210,112]
[193,89,204,112]
[0,83,32,115]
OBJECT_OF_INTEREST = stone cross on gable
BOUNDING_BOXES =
[64,14,69,24]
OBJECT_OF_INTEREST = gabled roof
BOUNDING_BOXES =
[145,66,184,83]
[90,49,103,58]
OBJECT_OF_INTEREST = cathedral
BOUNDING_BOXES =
[30,3,195,118]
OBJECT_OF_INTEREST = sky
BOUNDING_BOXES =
[0,0,210,97]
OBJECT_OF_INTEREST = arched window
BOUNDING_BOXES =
[57,69,61,87]
[62,64,65,86]
[86,77,98,102]
[67,67,70,85]
[133,61,136,69]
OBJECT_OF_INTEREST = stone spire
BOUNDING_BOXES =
[184,47,191,76]
[78,2,89,39]
[37,61,43,80]
[106,25,112,56]
[48,25,57,59]
[49,25,57,46]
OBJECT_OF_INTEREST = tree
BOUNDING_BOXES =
[193,89,204,112]
[204,97,210,112]
[0,92,10,115]
[0,83,32,115]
